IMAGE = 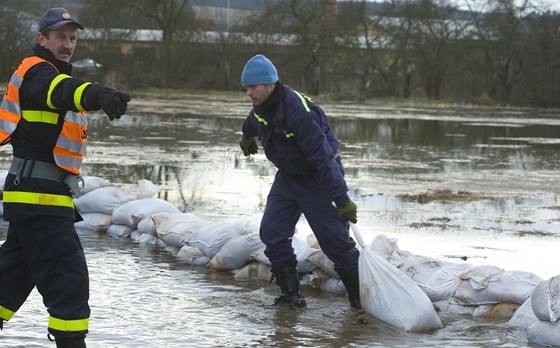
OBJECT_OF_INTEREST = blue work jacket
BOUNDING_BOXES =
[242,84,349,205]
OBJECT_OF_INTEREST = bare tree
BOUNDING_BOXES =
[0,0,34,80]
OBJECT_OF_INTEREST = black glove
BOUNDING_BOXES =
[85,84,131,121]
[338,200,357,223]
[239,136,258,156]
[99,90,131,121]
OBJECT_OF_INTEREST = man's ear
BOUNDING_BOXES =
[36,31,46,45]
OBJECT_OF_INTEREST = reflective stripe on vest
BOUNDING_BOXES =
[0,56,89,174]
[2,191,75,208]
[48,316,89,332]
[0,305,15,321]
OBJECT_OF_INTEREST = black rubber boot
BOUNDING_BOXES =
[54,337,87,348]
[271,266,306,308]
[339,271,363,310]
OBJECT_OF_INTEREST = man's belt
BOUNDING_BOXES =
[8,157,84,198]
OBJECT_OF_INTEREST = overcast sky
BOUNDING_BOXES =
[362,0,560,13]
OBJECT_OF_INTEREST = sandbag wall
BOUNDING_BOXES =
[0,174,558,344]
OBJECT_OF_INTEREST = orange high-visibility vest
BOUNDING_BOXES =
[0,56,88,174]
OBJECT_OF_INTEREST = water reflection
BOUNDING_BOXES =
[0,99,559,347]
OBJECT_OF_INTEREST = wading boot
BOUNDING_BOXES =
[271,266,306,308]
[54,337,87,348]
[338,271,363,310]
[339,271,372,323]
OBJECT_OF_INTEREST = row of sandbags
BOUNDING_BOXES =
[1,175,558,342]
[509,276,560,347]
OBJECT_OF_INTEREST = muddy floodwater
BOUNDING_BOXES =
[0,91,559,347]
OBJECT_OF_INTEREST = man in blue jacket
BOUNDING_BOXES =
[239,54,362,311]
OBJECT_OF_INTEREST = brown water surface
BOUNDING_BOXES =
[0,92,558,347]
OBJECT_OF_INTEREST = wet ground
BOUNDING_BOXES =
[0,91,559,347]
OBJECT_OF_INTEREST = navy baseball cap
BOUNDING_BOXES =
[38,7,84,32]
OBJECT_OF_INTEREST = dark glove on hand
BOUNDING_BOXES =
[338,200,357,223]
[85,84,131,121]
[99,90,131,121]
[239,136,258,156]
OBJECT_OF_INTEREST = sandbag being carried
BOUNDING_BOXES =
[352,227,442,333]
[370,234,412,266]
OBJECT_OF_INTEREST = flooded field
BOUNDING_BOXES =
[0,91,559,347]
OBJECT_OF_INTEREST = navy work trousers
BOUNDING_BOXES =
[260,171,359,274]
[0,215,90,339]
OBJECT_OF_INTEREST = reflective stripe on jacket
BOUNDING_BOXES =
[242,84,348,202]
[0,56,88,174]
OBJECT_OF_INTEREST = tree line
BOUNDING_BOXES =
[1,0,559,107]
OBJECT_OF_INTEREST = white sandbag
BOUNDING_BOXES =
[527,320,560,347]
[107,224,135,238]
[531,275,560,322]
[473,303,520,319]
[248,237,318,273]
[75,212,112,233]
[74,186,136,214]
[359,247,442,332]
[187,221,247,258]
[307,233,319,249]
[0,171,8,192]
[452,265,503,305]
[177,245,211,266]
[370,234,412,266]
[111,198,181,228]
[307,250,338,278]
[432,299,476,316]
[207,233,264,271]
[301,271,346,294]
[397,255,454,286]
[136,215,159,235]
[156,213,209,248]
[234,262,272,282]
[136,212,186,236]
[136,179,159,199]
[319,277,347,295]
[250,246,270,265]
[453,267,541,306]
[80,176,113,195]
[231,216,261,235]
[350,225,442,333]
[130,229,167,247]
[509,297,538,328]
[420,263,473,301]
[292,234,319,273]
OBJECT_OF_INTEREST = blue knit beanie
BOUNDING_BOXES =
[241,54,278,86]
